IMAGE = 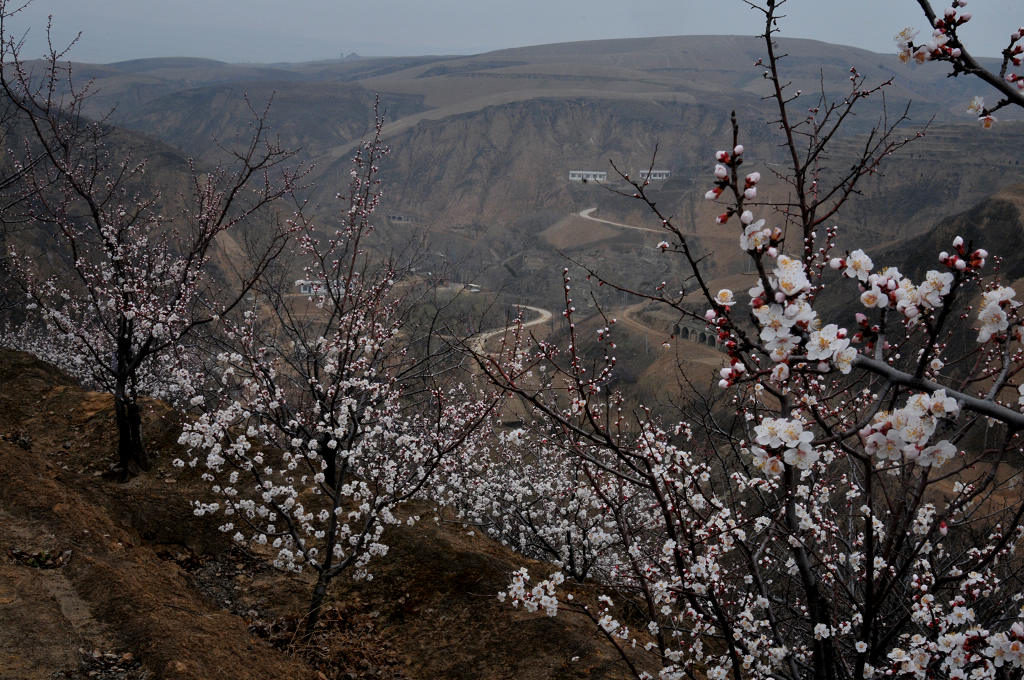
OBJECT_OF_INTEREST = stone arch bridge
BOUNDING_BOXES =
[674,318,724,351]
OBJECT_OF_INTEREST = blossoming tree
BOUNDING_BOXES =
[899,0,1024,125]
[176,118,498,633]
[474,1,1024,678]
[434,395,624,583]
[0,2,301,478]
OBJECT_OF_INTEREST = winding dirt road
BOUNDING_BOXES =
[469,304,553,354]
[577,207,661,234]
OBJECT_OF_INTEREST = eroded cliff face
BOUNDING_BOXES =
[373,98,738,227]
[298,96,763,304]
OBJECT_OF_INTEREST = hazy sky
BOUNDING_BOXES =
[4,0,1019,63]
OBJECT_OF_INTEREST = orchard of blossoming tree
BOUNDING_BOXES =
[6,0,1024,675]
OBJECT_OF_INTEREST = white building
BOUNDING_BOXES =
[568,170,607,182]
[295,279,345,296]
[295,279,319,295]
[637,169,671,181]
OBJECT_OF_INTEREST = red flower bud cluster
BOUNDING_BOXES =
[704,145,745,202]
[850,311,881,350]
[938,235,987,271]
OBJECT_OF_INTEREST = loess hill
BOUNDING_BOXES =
[28,34,1024,311]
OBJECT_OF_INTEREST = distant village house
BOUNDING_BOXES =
[296,280,319,295]
[295,279,346,296]
[568,170,607,182]
[637,169,671,180]
[568,169,670,182]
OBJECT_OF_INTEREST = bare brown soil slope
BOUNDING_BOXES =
[0,350,636,680]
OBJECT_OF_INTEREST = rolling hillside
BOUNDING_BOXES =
[39,35,1017,308]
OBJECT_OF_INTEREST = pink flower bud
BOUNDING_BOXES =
[716,150,729,162]
[733,144,744,156]
[955,259,967,271]
[714,164,728,179]
[952,236,964,248]
[740,210,754,225]
[745,171,761,186]
[960,12,971,22]
[767,247,778,258]
[744,187,757,199]
[829,258,843,270]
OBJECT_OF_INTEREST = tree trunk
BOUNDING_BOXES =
[302,573,330,636]
[302,485,343,637]
[114,394,150,480]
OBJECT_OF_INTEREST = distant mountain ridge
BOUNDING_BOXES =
[57,35,1012,123]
